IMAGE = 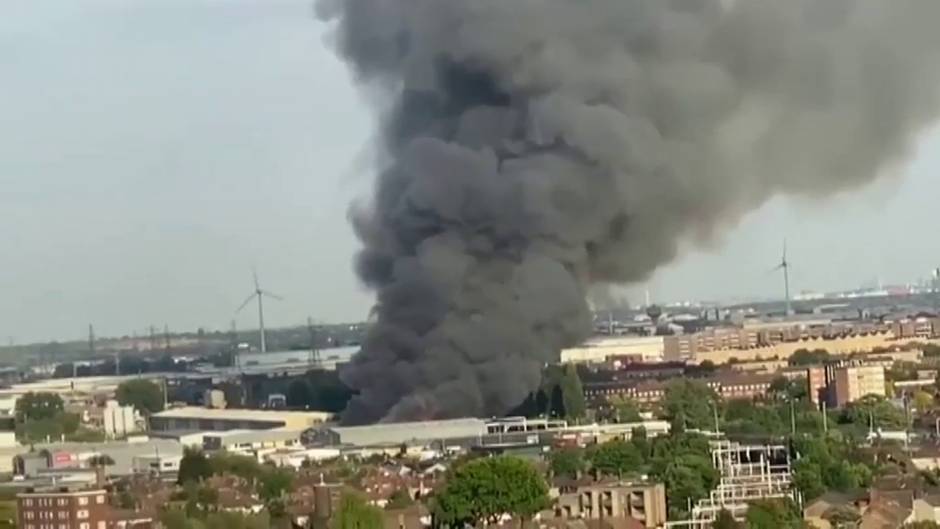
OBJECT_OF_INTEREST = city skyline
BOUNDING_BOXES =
[3,0,940,344]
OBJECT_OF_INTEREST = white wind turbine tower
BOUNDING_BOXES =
[771,240,792,317]
[235,269,283,354]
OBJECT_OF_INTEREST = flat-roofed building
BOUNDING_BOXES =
[202,429,303,454]
[562,336,665,364]
[832,364,886,407]
[554,481,667,528]
[149,407,332,432]
[319,418,488,447]
[806,366,829,405]
[18,488,109,529]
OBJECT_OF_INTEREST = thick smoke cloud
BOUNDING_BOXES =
[319,0,940,424]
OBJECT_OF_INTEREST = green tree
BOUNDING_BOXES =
[839,394,907,430]
[334,492,384,529]
[588,439,642,478]
[210,452,263,482]
[16,392,63,421]
[385,489,414,510]
[789,349,830,366]
[118,490,136,510]
[662,380,718,431]
[116,379,165,414]
[197,486,220,512]
[434,456,549,527]
[713,509,742,529]
[160,511,194,529]
[560,364,586,420]
[178,447,212,484]
[914,390,935,412]
[744,499,802,529]
[792,460,826,501]
[258,468,294,503]
[647,433,717,518]
[549,448,585,479]
[905,522,940,529]
[824,505,860,528]
[609,395,642,423]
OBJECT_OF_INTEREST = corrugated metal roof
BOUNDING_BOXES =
[329,418,487,447]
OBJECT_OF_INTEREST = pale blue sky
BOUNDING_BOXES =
[2,0,939,343]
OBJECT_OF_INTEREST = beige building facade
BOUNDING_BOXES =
[832,364,886,407]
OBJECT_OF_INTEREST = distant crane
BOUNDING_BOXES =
[235,269,283,354]
[772,240,792,317]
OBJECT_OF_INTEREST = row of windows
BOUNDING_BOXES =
[23,522,105,529]
[22,496,105,509]
[22,512,70,521]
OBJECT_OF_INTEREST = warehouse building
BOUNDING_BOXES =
[149,407,333,432]
[313,418,489,447]
[202,428,303,454]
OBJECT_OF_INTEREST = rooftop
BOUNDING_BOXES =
[152,406,333,421]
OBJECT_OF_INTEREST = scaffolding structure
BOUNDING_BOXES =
[664,440,798,528]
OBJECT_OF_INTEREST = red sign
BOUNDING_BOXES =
[51,452,75,467]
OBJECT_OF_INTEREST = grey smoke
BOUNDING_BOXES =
[318,0,940,424]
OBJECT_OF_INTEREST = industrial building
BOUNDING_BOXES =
[13,438,184,479]
[149,407,333,432]
[202,429,303,454]
[317,418,488,447]
[561,336,665,364]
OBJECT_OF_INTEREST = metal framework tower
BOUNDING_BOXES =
[664,440,798,528]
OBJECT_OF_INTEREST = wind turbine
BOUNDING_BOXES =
[235,269,283,354]
[772,240,792,317]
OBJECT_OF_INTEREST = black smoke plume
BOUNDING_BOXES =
[318,0,940,424]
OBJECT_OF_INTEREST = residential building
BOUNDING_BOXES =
[17,488,109,529]
[554,482,667,529]
[831,364,886,407]
[806,367,828,405]
[583,371,774,406]
[663,322,902,364]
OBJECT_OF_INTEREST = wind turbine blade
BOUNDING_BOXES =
[261,290,284,301]
[782,239,788,261]
[235,293,258,313]
[252,268,260,291]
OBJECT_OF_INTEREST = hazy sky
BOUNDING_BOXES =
[2,0,939,344]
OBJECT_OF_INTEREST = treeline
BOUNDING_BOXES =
[511,365,587,420]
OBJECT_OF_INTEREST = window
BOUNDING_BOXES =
[58,511,67,519]
[96,495,105,504]
[97,522,106,529]
[58,499,67,506]
[77,510,89,520]
[80,523,90,529]
[78,497,89,506]
[25,512,34,520]
[60,525,67,529]
[24,499,33,507]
